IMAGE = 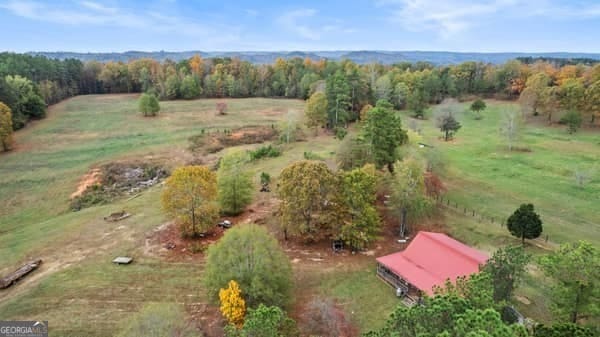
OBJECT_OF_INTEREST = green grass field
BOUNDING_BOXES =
[403,102,599,248]
[0,95,598,335]
[0,95,305,267]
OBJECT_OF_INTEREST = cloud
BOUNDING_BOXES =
[379,0,600,38]
[380,0,517,38]
[0,0,237,38]
[277,9,321,40]
[276,9,357,41]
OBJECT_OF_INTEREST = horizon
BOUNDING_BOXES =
[15,49,600,55]
[1,0,599,53]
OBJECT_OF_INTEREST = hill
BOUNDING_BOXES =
[26,50,600,65]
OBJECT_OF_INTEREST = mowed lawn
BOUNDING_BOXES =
[403,101,600,248]
[0,95,304,268]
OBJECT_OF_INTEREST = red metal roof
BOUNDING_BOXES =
[376,231,488,295]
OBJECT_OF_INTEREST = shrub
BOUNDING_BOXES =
[248,144,281,161]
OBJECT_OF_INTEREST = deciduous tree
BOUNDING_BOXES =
[227,304,298,337]
[217,151,253,215]
[161,166,218,237]
[499,109,524,151]
[219,280,246,328]
[0,102,14,151]
[305,92,328,134]
[482,246,531,302]
[540,241,599,324]
[337,165,380,250]
[519,72,551,116]
[277,161,340,241]
[560,110,583,134]
[180,74,202,99]
[389,159,434,237]
[506,203,543,245]
[204,224,292,307]
[4,75,46,129]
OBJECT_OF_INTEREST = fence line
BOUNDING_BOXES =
[433,194,553,245]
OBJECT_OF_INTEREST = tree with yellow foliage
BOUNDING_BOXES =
[0,102,14,152]
[219,280,246,328]
[161,166,218,237]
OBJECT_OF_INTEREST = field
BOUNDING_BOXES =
[0,95,598,335]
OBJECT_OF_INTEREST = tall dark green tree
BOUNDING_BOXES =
[506,203,543,245]
[470,98,487,119]
[482,245,531,302]
[363,100,408,172]
[325,70,351,128]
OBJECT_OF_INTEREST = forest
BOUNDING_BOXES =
[0,52,599,136]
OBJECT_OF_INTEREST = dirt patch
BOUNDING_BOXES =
[188,126,279,155]
[515,295,531,305]
[70,161,168,211]
[70,168,101,198]
[143,222,223,262]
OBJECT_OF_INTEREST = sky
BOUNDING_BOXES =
[0,0,599,53]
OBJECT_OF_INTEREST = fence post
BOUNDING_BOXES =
[472,210,475,217]
[447,199,450,206]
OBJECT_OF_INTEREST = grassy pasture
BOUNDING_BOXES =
[0,96,598,335]
[0,95,304,267]
[403,102,600,248]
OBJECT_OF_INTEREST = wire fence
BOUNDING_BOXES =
[433,194,553,245]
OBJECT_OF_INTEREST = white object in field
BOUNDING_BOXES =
[112,257,133,264]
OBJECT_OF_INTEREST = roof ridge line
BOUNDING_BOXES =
[419,231,486,265]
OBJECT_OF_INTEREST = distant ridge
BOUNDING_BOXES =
[23,50,600,65]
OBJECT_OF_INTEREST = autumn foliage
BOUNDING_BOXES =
[219,280,246,328]
[216,102,228,115]
[161,166,218,237]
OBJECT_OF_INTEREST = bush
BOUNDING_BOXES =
[303,151,323,160]
[204,224,292,308]
[138,93,160,116]
[559,110,582,134]
[248,144,281,161]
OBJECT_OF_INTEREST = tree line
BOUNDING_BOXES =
[1,53,598,151]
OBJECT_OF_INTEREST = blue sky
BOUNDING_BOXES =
[0,0,599,52]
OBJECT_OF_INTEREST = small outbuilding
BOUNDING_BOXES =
[376,231,488,304]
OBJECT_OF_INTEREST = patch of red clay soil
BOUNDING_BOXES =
[70,168,101,198]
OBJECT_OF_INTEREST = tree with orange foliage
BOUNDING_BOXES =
[189,54,204,77]
[161,166,218,237]
[219,280,246,328]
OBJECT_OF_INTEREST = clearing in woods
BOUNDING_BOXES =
[0,95,598,335]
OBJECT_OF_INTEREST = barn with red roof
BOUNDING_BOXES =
[376,231,488,303]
